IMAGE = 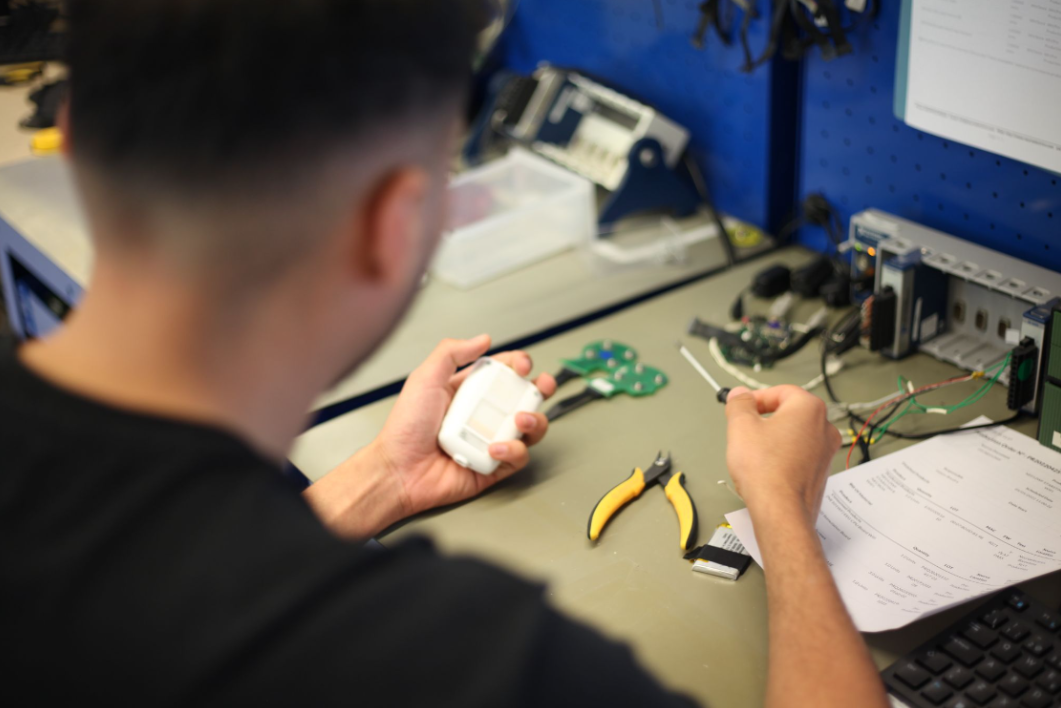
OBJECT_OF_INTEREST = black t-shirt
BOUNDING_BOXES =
[0,343,695,707]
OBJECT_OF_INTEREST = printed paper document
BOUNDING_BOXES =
[903,0,1061,173]
[727,418,1061,632]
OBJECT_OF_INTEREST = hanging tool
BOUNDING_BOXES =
[587,451,698,551]
[546,361,668,422]
[554,340,639,388]
[678,343,731,403]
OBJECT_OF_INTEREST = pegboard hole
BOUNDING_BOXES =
[865,176,873,184]
[872,55,879,63]
[915,164,922,172]
[869,117,876,125]
[938,203,945,211]
[870,86,878,94]
[820,159,829,167]
[846,78,854,87]
[1021,202,1026,208]
[940,173,947,181]
[969,151,975,157]
[996,160,1002,166]
[1050,213,1054,219]
[822,101,831,109]
[943,142,950,149]
[842,167,851,176]
[993,192,999,198]
[1046,244,1051,251]
[1024,170,1029,176]
[843,138,851,146]
[890,154,898,163]
[990,223,996,230]
[823,71,832,79]
[966,183,972,189]
[913,195,921,202]
[821,129,830,139]
[889,185,897,193]
[964,213,970,220]
[867,147,875,155]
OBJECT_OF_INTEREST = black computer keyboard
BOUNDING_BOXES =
[883,589,1061,708]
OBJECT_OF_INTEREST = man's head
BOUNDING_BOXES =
[63,0,483,381]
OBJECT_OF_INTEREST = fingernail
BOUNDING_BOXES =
[729,386,751,398]
[489,443,509,457]
[517,413,536,429]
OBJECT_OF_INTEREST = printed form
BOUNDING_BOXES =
[727,419,1061,632]
[903,0,1061,173]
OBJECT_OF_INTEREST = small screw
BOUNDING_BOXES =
[608,359,618,367]
[635,363,645,374]
[655,375,664,385]
[603,340,613,350]
[634,382,644,392]
[586,350,596,359]
[624,350,635,360]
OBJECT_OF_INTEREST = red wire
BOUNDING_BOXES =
[844,374,975,469]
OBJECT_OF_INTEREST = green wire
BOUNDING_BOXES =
[871,354,1011,441]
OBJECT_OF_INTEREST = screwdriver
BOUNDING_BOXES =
[677,343,731,403]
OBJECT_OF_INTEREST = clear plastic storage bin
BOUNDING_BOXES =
[431,148,596,289]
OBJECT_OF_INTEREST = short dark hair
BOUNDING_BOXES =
[65,0,483,196]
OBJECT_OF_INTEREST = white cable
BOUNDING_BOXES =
[706,337,840,393]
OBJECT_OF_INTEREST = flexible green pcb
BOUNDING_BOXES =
[560,340,638,377]
[1037,382,1061,452]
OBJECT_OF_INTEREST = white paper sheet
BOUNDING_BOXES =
[727,418,1061,632]
[903,0,1061,173]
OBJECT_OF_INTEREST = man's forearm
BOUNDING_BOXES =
[302,441,409,539]
[752,500,889,708]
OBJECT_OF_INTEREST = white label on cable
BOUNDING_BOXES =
[846,0,868,12]
[1052,431,1061,449]
[1005,328,1021,346]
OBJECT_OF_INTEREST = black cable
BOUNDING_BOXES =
[820,310,1027,443]
[683,153,738,268]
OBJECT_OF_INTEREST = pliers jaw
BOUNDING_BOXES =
[641,451,673,487]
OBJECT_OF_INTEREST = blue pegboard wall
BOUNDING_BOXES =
[497,0,797,231]
[796,1,1061,269]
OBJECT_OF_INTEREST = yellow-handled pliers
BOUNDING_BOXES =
[587,452,698,551]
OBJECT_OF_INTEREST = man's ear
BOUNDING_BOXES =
[360,167,430,285]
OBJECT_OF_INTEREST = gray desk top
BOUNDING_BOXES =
[313,213,742,409]
[290,247,1061,707]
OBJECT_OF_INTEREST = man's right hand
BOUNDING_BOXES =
[724,385,841,524]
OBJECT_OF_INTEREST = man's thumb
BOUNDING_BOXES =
[724,387,760,421]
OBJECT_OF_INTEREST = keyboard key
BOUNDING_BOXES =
[1036,613,1060,634]
[1015,656,1045,679]
[1009,594,1031,613]
[1006,624,1033,642]
[984,611,1012,630]
[994,641,1024,664]
[922,679,954,705]
[946,698,976,708]
[978,658,1009,682]
[1038,670,1061,694]
[1000,674,1031,698]
[920,649,956,674]
[967,680,998,705]
[946,637,987,667]
[897,660,933,689]
[1025,636,1054,658]
[1020,688,1053,708]
[966,623,1002,649]
[987,697,1018,708]
[946,666,976,689]
[1047,655,1061,670]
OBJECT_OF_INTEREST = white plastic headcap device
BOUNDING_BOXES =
[437,358,544,475]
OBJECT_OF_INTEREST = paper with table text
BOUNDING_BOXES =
[902,0,1061,173]
[726,418,1061,632]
